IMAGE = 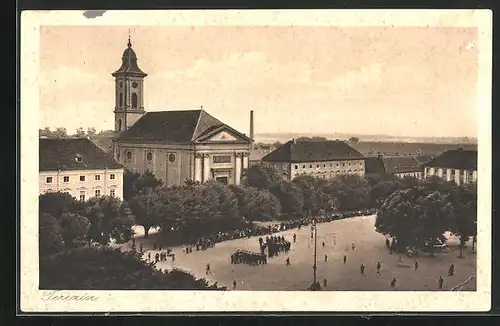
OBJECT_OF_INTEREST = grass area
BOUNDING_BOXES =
[119,215,476,291]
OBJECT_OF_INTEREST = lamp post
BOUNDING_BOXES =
[310,219,320,291]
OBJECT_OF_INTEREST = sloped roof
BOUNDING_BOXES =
[425,149,478,170]
[364,157,386,175]
[414,155,434,165]
[262,140,364,163]
[118,109,251,143]
[381,156,423,174]
[39,138,123,171]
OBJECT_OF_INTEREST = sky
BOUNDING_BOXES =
[39,26,478,138]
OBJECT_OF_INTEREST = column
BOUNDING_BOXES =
[455,169,461,185]
[446,168,452,182]
[235,153,242,185]
[195,154,202,182]
[203,154,211,182]
[473,170,478,183]
[243,152,249,169]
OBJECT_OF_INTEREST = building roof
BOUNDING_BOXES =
[425,149,478,170]
[364,156,386,175]
[39,138,124,171]
[262,139,364,163]
[414,155,434,165]
[118,109,252,143]
[111,39,147,77]
[381,156,423,174]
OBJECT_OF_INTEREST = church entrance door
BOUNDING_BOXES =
[215,176,228,185]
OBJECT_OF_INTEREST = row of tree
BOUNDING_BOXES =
[39,127,115,139]
[375,178,477,258]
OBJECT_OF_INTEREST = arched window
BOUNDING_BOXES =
[119,93,123,107]
[132,93,138,108]
[118,119,122,130]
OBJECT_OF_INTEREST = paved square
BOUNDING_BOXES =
[125,215,476,291]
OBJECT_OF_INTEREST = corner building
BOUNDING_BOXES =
[111,38,252,186]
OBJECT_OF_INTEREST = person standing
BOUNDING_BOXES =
[390,277,396,289]
[352,242,355,251]
[206,263,211,275]
[414,261,419,271]
[438,276,444,290]
[322,241,325,247]
[333,236,336,245]
[448,264,455,276]
[385,238,390,249]
[343,255,347,264]
[323,278,328,288]
[293,234,296,243]
[286,257,291,266]
[376,262,381,274]
[360,264,365,275]
[324,254,328,262]
[147,252,151,261]
[233,280,237,290]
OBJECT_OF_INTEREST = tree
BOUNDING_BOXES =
[292,175,320,216]
[369,180,402,208]
[123,170,163,201]
[349,137,359,143]
[128,188,163,237]
[75,127,86,138]
[39,212,64,257]
[269,180,304,218]
[84,196,134,245]
[243,165,282,189]
[39,246,223,290]
[375,186,425,253]
[230,186,280,221]
[59,212,90,249]
[415,191,449,257]
[54,127,68,138]
[86,127,97,136]
[39,192,84,219]
[445,184,477,258]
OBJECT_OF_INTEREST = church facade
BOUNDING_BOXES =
[111,38,252,187]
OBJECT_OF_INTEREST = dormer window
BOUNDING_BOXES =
[75,154,83,163]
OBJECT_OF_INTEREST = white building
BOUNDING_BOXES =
[364,155,425,180]
[424,149,477,185]
[262,139,365,181]
[39,138,124,200]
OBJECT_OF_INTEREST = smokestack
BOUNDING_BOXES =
[250,110,254,140]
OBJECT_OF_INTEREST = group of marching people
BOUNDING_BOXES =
[230,249,267,266]
[259,235,291,258]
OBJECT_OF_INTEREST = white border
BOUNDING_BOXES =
[20,9,492,312]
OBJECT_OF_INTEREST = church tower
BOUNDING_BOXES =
[112,37,147,132]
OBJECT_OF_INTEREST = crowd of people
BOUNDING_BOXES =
[259,235,291,258]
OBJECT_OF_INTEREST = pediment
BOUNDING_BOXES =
[196,126,250,143]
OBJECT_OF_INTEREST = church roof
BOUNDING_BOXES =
[39,138,124,171]
[112,38,147,77]
[262,139,364,163]
[118,109,252,143]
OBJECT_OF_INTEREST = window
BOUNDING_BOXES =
[63,176,69,182]
[169,154,176,163]
[294,165,298,169]
[349,162,351,166]
[79,191,85,201]
[95,175,101,181]
[46,177,52,183]
[146,152,153,162]
[330,164,333,167]
[110,189,115,197]
[132,93,138,108]
[342,163,345,167]
[119,94,123,107]
[80,176,85,182]
[316,164,320,168]
[302,165,305,169]
[118,119,122,130]
[213,155,231,163]
[95,189,101,197]
[323,164,326,168]
[309,165,312,168]
[110,174,115,180]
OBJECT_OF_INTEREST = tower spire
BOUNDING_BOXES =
[127,28,132,47]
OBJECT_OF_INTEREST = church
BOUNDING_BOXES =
[111,38,253,187]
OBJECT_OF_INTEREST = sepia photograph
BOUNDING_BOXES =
[20,10,491,312]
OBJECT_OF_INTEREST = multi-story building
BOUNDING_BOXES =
[424,149,478,185]
[261,139,365,181]
[111,38,252,186]
[364,155,425,179]
[39,138,124,200]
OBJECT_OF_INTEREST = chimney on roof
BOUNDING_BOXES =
[377,153,383,159]
[250,110,254,140]
[292,138,296,144]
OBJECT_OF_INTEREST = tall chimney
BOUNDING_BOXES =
[250,110,254,140]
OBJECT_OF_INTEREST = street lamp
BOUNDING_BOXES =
[310,219,320,291]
